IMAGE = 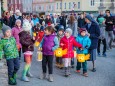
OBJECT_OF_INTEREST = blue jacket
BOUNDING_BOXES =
[85,21,100,49]
[76,35,91,54]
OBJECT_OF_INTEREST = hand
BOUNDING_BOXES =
[38,47,42,51]
[87,33,90,37]
[85,45,88,49]
[79,47,83,50]
[109,21,113,24]
[60,43,64,46]
[33,37,35,40]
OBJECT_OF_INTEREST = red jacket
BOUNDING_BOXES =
[35,31,44,42]
[60,36,82,58]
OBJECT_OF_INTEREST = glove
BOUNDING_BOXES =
[85,45,88,49]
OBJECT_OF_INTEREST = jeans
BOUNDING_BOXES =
[97,38,106,54]
[7,58,20,77]
[105,31,114,49]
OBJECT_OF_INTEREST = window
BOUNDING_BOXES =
[91,0,95,6]
[65,3,66,9]
[57,3,58,9]
[69,2,71,9]
[78,2,80,9]
[60,3,62,9]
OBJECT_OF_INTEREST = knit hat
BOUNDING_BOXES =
[85,15,93,22]
[65,28,72,35]
[40,26,45,31]
[79,28,86,33]
[15,19,21,24]
[2,24,11,35]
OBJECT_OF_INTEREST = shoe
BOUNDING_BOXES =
[59,64,64,69]
[8,77,16,85]
[56,63,60,68]
[102,53,107,57]
[27,72,33,78]
[39,73,46,80]
[83,73,88,77]
[98,53,101,57]
[21,76,30,82]
[48,74,53,82]
[92,68,96,72]
[76,70,80,73]
[71,65,74,68]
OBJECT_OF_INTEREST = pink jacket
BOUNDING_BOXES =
[12,26,22,48]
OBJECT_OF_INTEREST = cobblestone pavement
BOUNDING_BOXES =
[0,48,115,86]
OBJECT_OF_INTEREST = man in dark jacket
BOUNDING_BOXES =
[104,10,115,49]
[78,13,86,28]
[9,10,23,28]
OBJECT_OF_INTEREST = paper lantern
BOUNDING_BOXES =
[33,32,36,37]
[35,41,40,47]
[54,48,67,57]
[37,51,42,61]
[76,54,86,62]
[85,54,90,60]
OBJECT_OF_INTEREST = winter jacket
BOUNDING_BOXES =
[35,31,44,42]
[78,18,86,28]
[0,37,19,60]
[60,36,82,58]
[39,34,59,55]
[12,26,22,48]
[85,21,100,49]
[68,21,78,37]
[19,31,34,53]
[45,18,52,25]
[105,15,115,31]
[76,35,91,54]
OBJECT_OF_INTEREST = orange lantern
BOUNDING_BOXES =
[54,48,67,57]
[76,54,86,62]
[35,41,40,47]
[85,54,90,60]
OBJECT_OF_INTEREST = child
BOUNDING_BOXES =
[12,19,22,60]
[60,28,82,77]
[19,21,35,82]
[56,25,64,69]
[76,28,91,77]
[0,24,20,85]
[39,26,59,82]
[35,25,45,43]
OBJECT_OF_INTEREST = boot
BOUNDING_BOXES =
[21,76,30,82]
[39,73,46,80]
[59,64,64,69]
[27,71,33,78]
[48,74,53,82]
[8,77,16,85]
[64,67,69,77]
[68,66,71,75]
[12,73,17,85]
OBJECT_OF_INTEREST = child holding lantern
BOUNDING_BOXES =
[38,26,59,82]
[60,28,82,77]
[19,21,35,82]
[76,28,91,77]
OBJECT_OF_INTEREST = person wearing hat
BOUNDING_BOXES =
[85,15,100,72]
[76,28,91,77]
[55,25,64,69]
[0,24,20,85]
[60,28,82,77]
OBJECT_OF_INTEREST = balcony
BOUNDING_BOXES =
[98,1,106,10]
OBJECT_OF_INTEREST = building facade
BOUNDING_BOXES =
[22,0,32,13]
[7,0,23,13]
[98,0,115,13]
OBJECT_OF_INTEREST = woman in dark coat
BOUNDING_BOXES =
[85,15,100,72]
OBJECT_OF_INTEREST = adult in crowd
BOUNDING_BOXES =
[3,12,11,26]
[104,10,115,49]
[60,13,67,30]
[85,15,100,72]
[45,15,52,25]
[9,10,23,28]
[97,12,107,57]
[78,13,86,28]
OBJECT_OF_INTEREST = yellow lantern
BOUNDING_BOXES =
[54,48,67,57]
[76,54,86,62]
[85,54,90,60]
[35,41,40,47]
[37,51,42,61]
[33,32,36,37]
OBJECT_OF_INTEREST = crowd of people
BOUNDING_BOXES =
[0,9,115,85]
